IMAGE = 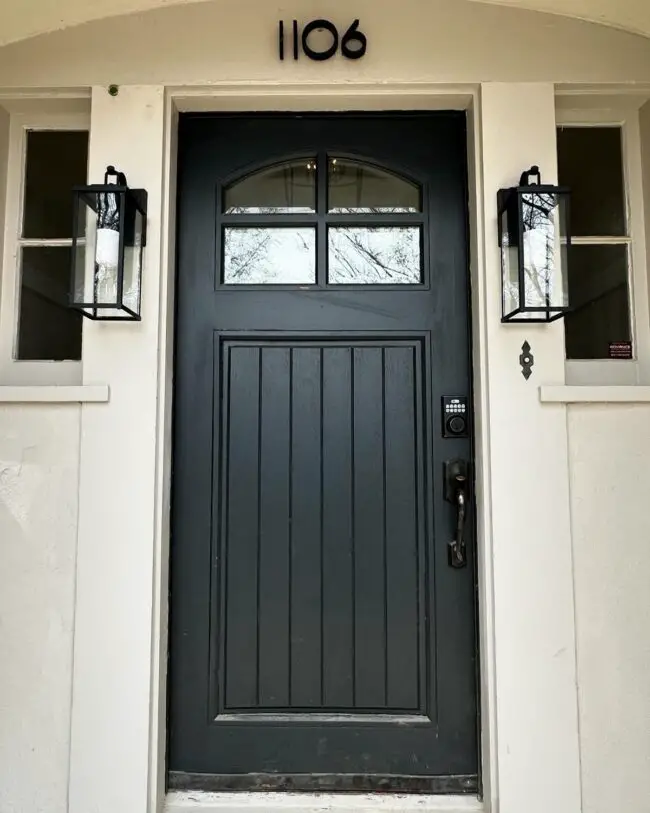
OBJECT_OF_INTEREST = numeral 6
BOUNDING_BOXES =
[341,20,367,59]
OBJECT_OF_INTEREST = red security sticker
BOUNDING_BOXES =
[609,341,633,359]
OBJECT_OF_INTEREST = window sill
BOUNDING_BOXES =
[165,791,483,813]
[539,385,650,403]
[0,385,109,403]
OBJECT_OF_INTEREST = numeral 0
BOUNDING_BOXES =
[279,19,367,61]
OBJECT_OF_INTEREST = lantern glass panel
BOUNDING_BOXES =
[520,190,569,314]
[94,189,123,306]
[122,203,144,316]
[500,202,520,317]
[72,190,125,310]
[72,194,97,309]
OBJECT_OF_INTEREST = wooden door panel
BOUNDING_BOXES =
[215,338,425,715]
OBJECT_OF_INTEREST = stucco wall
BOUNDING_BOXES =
[2,0,650,49]
[0,0,648,87]
[568,404,650,813]
[0,405,80,813]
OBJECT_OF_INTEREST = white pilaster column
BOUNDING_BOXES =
[68,85,165,813]
[478,83,581,812]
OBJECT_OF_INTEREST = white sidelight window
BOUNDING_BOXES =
[0,112,89,384]
[557,105,650,384]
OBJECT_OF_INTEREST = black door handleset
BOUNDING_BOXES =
[444,459,469,568]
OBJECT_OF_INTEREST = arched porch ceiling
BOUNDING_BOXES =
[0,0,650,48]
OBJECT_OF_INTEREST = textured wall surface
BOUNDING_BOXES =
[1,0,650,48]
[0,405,80,813]
[568,404,650,813]
[0,0,648,87]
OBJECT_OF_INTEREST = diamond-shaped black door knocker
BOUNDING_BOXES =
[519,341,534,380]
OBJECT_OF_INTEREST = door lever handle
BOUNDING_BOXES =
[449,480,467,568]
[444,460,469,569]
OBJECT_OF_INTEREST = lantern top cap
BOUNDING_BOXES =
[104,165,128,186]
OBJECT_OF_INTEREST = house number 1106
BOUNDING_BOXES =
[278,19,367,61]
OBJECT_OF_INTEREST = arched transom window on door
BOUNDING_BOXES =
[220,156,424,285]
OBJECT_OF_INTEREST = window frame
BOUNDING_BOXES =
[0,111,89,385]
[557,106,650,385]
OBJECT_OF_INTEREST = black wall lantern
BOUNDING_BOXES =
[70,166,147,320]
[498,166,571,322]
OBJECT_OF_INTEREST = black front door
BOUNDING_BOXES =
[169,113,477,793]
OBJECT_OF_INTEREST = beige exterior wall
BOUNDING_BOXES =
[568,404,650,813]
[4,405,650,813]
[0,406,80,813]
[2,0,650,49]
[0,3,649,812]
[0,0,649,87]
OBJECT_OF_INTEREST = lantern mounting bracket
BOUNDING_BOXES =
[519,165,541,186]
[104,164,127,185]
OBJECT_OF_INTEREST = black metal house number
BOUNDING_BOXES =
[278,19,367,61]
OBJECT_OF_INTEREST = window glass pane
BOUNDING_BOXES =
[17,246,82,360]
[224,159,316,214]
[557,127,626,236]
[23,131,89,239]
[565,245,631,359]
[223,227,315,284]
[328,227,422,284]
[328,158,421,213]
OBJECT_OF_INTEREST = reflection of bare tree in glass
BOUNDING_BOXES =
[329,208,420,284]
[225,228,272,281]
[225,208,314,283]
[503,193,558,309]
[225,207,420,285]
[523,192,555,306]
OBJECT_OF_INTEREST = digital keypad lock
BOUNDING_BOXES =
[442,396,469,438]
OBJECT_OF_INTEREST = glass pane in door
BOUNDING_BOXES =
[223,226,316,284]
[328,158,421,214]
[328,226,422,284]
[224,159,317,214]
